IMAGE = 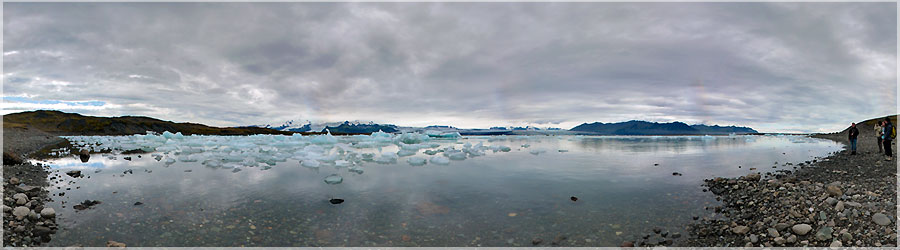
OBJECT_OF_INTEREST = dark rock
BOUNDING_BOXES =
[532,238,543,245]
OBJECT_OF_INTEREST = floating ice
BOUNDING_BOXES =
[301,160,321,168]
[529,149,546,155]
[334,160,352,168]
[407,157,427,166]
[375,152,398,164]
[397,150,417,157]
[430,156,451,165]
[447,151,467,161]
[324,174,343,184]
[348,166,364,174]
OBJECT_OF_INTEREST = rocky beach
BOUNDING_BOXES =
[677,121,898,247]
[3,127,66,246]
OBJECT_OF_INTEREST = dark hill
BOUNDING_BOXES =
[3,110,291,136]
[322,122,398,134]
[570,120,758,135]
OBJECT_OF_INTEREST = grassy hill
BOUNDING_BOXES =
[3,110,292,136]
[812,115,898,142]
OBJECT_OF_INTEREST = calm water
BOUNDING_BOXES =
[37,135,841,246]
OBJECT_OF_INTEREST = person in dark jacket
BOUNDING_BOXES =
[883,118,893,161]
[848,123,859,155]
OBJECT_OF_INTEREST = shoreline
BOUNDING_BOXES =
[678,125,897,247]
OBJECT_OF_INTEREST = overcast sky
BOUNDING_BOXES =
[2,2,896,133]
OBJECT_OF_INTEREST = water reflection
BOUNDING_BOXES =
[38,135,840,247]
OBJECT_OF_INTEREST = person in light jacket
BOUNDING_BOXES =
[874,122,883,153]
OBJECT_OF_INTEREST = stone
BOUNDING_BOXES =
[786,235,797,243]
[40,208,56,218]
[825,197,837,206]
[775,223,791,231]
[835,201,844,211]
[774,236,785,245]
[841,232,852,242]
[792,224,812,235]
[620,241,634,247]
[767,228,780,238]
[671,232,681,238]
[33,226,53,236]
[12,193,27,200]
[750,234,759,243]
[825,185,842,197]
[745,173,761,182]
[873,213,891,226]
[16,197,27,205]
[815,227,834,241]
[12,206,29,219]
[106,241,126,247]
[830,241,842,247]
[8,177,20,185]
[732,226,751,234]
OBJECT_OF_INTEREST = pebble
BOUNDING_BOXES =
[773,236,785,245]
[873,213,891,226]
[825,185,843,197]
[830,240,842,247]
[792,224,812,235]
[816,227,834,241]
[39,207,55,218]
[12,206,30,219]
[767,228,780,238]
[732,226,750,234]
[835,201,844,211]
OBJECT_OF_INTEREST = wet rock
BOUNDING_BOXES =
[570,196,578,202]
[133,202,143,206]
[671,232,681,238]
[73,200,101,210]
[745,173,761,182]
[621,241,634,247]
[532,238,543,245]
[3,151,24,165]
[33,226,53,236]
[792,224,812,235]
[873,213,891,226]
[65,170,82,178]
[39,208,55,218]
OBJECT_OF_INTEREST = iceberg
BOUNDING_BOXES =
[430,156,450,165]
[301,160,321,168]
[407,157,427,166]
[323,174,343,184]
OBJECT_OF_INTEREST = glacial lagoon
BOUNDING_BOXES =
[36,133,841,246]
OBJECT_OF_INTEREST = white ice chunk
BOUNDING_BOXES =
[301,159,321,168]
[407,157,427,166]
[324,174,343,184]
[430,156,450,165]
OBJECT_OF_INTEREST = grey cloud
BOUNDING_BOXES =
[2,2,896,132]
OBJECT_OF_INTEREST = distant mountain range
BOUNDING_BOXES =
[569,120,758,135]
[4,110,290,136]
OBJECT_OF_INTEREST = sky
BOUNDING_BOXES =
[2,2,897,133]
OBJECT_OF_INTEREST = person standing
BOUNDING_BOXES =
[882,118,893,161]
[874,122,884,153]
[848,123,859,155]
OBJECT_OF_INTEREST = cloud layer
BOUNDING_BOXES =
[3,2,896,132]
